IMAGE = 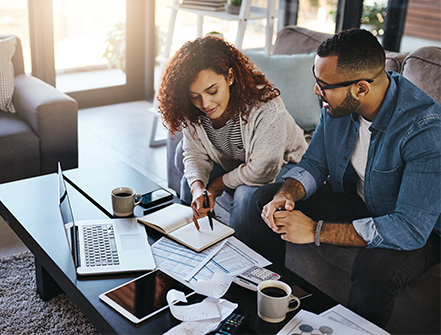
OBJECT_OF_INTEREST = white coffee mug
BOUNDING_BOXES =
[257,280,301,323]
[111,187,142,217]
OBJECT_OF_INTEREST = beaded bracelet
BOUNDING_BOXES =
[315,220,324,246]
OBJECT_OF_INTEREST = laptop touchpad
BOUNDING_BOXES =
[120,234,146,250]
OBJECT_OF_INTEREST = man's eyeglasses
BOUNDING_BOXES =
[312,65,374,95]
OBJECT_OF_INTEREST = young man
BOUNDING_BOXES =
[247,28,440,328]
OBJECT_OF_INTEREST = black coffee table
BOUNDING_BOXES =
[0,162,336,334]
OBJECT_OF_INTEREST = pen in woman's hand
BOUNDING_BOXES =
[203,190,214,230]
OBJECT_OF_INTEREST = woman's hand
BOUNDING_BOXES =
[190,181,214,226]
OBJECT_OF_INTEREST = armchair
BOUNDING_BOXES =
[0,35,78,184]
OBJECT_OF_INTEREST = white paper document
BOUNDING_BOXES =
[167,290,221,321]
[194,273,233,299]
[152,236,271,286]
[152,236,225,282]
[320,304,390,335]
[277,309,366,335]
[277,305,390,335]
[157,236,270,335]
[164,298,238,335]
[190,236,271,284]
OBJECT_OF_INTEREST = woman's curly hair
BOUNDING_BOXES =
[157,36,280,134]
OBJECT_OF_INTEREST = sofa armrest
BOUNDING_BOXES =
[12,74,78,174]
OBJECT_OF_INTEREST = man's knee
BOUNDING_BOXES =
[232,185,258,205]
[351,249,397,296]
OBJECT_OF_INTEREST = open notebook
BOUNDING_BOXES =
[137,203,235,252]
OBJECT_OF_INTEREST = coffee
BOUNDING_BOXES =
[257,280,301,323]
[111,187,142,217]
[115,192,132,197]
[261,287,287,298]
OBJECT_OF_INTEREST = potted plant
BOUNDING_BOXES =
[207,31,224,39]
[226,0,242,15]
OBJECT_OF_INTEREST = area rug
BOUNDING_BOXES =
[0,251,99,335]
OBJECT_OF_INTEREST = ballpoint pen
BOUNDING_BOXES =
[203,190,214,230]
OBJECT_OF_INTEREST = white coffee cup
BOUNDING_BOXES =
[111,187,142,217]
[257,280,301,323]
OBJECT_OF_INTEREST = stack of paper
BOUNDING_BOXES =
[181,0,227,11]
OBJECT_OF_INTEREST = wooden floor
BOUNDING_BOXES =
[0,100,169,257]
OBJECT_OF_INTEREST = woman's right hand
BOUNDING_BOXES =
[190,181,213,225]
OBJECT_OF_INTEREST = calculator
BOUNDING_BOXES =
[234,266,281,291]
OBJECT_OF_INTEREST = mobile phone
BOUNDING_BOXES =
[139,188,173,208]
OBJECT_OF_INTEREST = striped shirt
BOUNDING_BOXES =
[201,114,245,162]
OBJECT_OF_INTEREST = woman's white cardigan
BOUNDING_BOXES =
[182,96,308,189]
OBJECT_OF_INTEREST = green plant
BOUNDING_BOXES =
[361,2,387,36]
[102,22,126,72]
[231,0,242,6]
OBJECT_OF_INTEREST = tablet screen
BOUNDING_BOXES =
[100,269,194,322]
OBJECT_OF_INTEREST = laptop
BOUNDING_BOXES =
[58,163,156,276]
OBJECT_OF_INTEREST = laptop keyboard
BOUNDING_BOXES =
[83,224,120,267]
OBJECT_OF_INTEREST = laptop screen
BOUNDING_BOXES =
[58,163,78,267]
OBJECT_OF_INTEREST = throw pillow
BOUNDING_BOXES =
[247,52,321,131]
[272,26,332,55]
[0,36,16,114]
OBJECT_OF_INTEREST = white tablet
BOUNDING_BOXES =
[99,269,195,324]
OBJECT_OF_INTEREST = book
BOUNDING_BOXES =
[181,0,226,11]
[137,203,235,252]
[182,1,225,7]
[180,4,225,11]
[182,0,226,4]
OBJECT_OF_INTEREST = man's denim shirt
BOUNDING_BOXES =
[284,72,441,250]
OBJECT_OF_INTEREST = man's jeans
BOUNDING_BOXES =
[180,163,296,243]
[248,182,440,328]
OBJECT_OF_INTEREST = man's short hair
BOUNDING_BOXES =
[317,28,385,72]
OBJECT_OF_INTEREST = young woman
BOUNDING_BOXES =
[157,36,307,242]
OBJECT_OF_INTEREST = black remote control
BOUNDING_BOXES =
[207,312,246,335]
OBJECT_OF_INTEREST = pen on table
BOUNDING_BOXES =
[203,190,214,230]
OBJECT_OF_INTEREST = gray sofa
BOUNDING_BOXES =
[0,35,78,184]
[167,26,441,334]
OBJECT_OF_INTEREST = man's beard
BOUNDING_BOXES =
[322,90,360,118]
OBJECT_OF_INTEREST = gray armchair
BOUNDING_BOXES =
[0,36,78,184]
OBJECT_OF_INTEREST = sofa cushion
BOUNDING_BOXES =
[285,243,359,304]
[247,52,321,131]
[272,26,332,55]
[0,36,16,114]
[401,46,441,104]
